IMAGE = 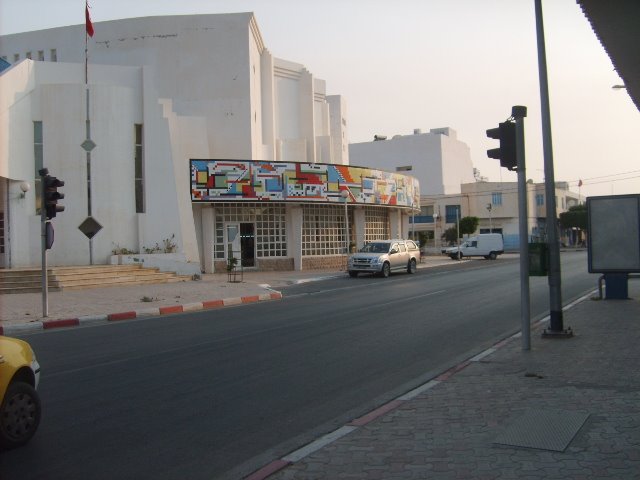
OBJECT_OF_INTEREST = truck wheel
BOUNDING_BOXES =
[407,258,417,274]
[488,252,497,260]
[380,262,391,278]
[348,271,358,278]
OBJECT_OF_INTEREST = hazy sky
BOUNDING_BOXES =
[2,0,639,197]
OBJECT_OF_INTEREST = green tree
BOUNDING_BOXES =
[559,204,587,231]
[459,216,479,236]
[443,226,458,244]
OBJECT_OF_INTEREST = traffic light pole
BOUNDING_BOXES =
[513,106,530,350]
[39,169,49,318]
[535,0,572,338]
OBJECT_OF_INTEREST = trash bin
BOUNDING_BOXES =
[529,242,548,276]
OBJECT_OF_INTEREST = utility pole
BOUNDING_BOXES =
[513,106,531,350]
[535,0,572,338]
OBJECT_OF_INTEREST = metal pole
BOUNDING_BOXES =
[535,0,571,337]
[39,170,48,317]
[433,213,438,250]
[513,106,530,350]
[456,208,461,260]
[344,201,349,254]
[86,88,94,265]
[411,203,415,241]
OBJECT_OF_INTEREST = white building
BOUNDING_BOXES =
[349,128,475,196]
[0,13,418,273]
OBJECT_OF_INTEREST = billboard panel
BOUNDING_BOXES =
[587,194,640,273]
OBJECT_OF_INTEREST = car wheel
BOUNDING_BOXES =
[0,381,41,450]
[407,258,416,274]
[348,271,358,278]
[381,262,391,278]
[488,252,497,260]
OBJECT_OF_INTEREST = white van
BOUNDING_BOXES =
[445,233,504,260]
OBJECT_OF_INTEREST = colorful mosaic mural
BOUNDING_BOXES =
[190,160,420,207]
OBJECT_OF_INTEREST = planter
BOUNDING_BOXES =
[110,253,201,276]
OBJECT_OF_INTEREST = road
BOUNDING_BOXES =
[1,251,597,480]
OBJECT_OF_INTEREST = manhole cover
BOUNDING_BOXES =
[494,409,589,452]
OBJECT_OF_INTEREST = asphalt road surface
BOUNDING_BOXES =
[1,251,597,480]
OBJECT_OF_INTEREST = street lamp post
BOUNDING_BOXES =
[340,190,350,255]
[433,212,439,250]
[411,202,415,241]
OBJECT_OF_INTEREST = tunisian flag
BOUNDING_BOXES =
[86,2,94,37]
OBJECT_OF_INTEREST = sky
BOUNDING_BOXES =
[2,0,639,198]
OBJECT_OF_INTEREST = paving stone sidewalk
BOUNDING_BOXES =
[265,279,640,480]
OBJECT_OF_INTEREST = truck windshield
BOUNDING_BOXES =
[360,242,389,253]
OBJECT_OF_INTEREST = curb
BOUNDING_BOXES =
[0,292,282,336]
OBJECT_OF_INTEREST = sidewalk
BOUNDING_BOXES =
[253,277,640,480]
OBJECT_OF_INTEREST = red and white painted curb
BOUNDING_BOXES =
[0,292,282,336]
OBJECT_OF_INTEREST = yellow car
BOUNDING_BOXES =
[0,336,41,449]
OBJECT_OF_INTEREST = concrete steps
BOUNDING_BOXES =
[0,265,191,294]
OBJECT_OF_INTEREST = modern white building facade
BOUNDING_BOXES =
[0,13,419,272]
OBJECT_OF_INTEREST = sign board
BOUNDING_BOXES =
[78,216,103,240]
[587,194,640,273]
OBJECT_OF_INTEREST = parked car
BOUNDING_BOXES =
[444,233,504,260]
[0,336,42,449]
[348,239,421,277]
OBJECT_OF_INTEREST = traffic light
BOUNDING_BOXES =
[486,121,517,171]
[43,174,65,219]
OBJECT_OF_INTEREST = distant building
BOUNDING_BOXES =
[0,13,418,272]
[350,128,582,250]
[422,181,583,250]
[350,128,475,196]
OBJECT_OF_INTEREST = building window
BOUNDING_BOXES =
[445,205,460,224]
[50,49,57,62]
[536,193,544,206]
[37,50,44,61]
[256,205,287,257]
[420,205,434,216]
[26,51,32,59]
[302,205,349,256]
[364,206,389,243]
[134,124,144,213]
[492,192,503,206]
[213,203,287,259]
[34,121,43,214]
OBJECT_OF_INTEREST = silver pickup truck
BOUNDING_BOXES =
[347,239,421,278]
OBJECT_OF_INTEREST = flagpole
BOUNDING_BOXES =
[85,1,88,85]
